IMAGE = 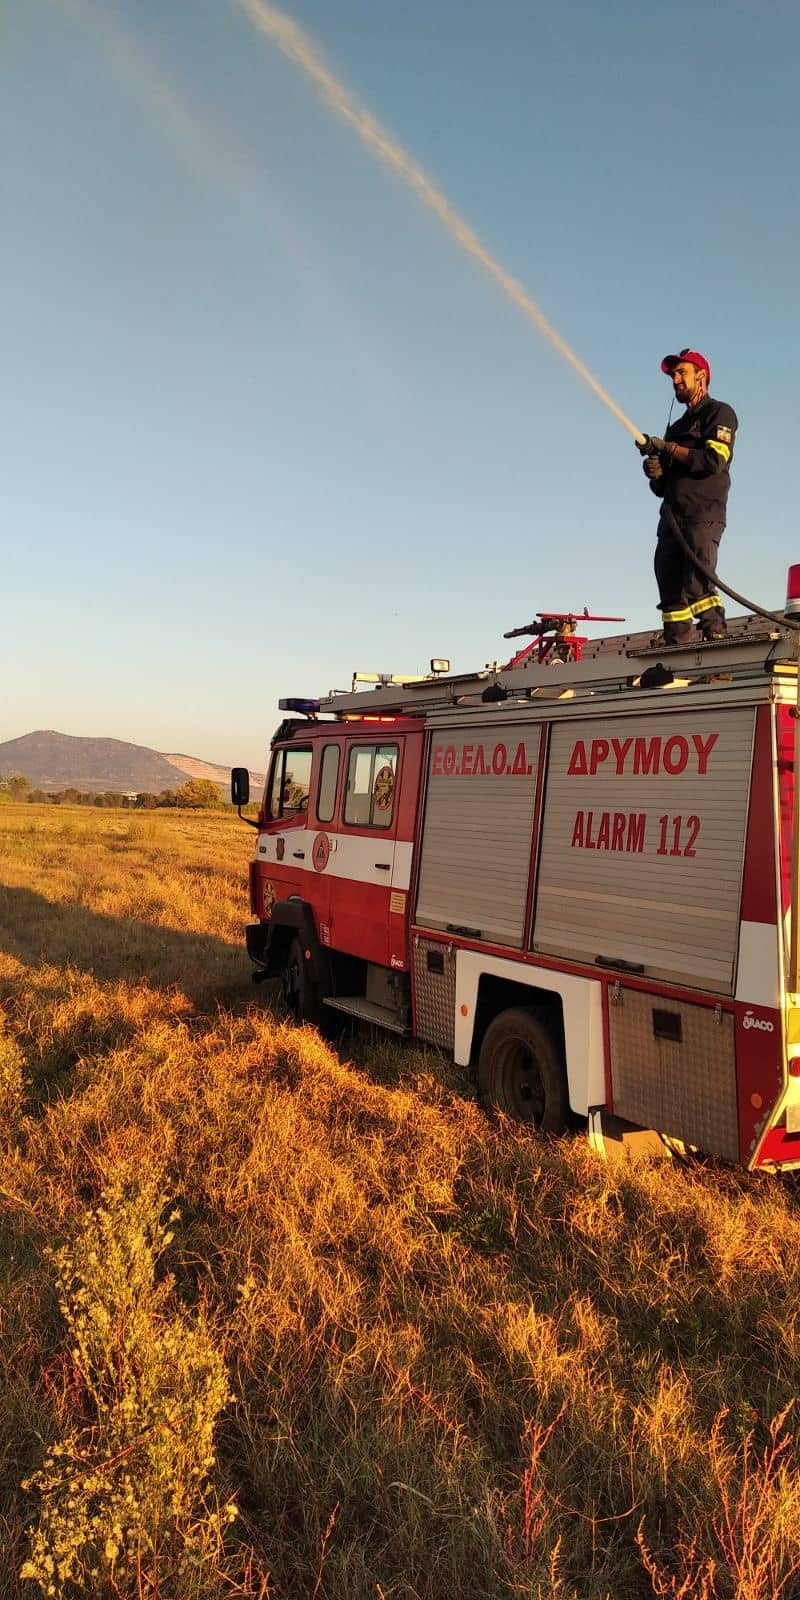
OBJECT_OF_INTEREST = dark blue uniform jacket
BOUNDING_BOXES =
[650,395,738,523]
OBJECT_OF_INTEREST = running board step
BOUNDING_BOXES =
[322,996,409,1034]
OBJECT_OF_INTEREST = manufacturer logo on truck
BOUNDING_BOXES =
[742,1011,775,1033]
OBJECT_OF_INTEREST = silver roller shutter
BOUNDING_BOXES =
[415,725,541,947]
[532,707,755,993]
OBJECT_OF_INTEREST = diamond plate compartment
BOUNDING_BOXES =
[609,986,739,1161]
[413,938,457,1051]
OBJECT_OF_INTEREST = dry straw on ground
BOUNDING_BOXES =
[1,803,800,1598]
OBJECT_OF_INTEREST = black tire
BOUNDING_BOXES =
[281,935,324,1027]
[477,1007,569,1132]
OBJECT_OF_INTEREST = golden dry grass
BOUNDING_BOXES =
[2,803,800,1598]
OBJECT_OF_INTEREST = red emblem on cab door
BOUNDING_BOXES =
[313,832,331,872]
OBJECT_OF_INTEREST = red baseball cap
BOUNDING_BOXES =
[661,348,711,381]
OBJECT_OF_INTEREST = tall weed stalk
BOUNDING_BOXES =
[20,1176,237,1598]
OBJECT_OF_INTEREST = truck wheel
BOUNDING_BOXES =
[478,1008,568,1132]
[281,935,323,1027]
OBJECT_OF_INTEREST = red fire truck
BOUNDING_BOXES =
[231,595,800,1172]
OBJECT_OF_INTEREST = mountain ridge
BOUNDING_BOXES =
[0,730,263,794]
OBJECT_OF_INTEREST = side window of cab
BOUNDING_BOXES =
[344,743,399,828]
[266,747,312,821]
[316,744,341,824]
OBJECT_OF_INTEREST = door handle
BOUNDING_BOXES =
[293,850,305,859]
[375,862,391,870]
[594,955,645,973]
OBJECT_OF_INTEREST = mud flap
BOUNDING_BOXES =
[588,1109,673,1164]
[261,899,330,990]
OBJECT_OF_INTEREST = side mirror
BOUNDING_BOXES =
[231,767,250,807]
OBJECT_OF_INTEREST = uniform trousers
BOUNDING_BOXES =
[655,510,725,642]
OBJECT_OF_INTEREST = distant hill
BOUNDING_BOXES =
[0,730,263,795]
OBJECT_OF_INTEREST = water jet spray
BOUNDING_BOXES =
[236,1,795,638]
[234,0,646,446]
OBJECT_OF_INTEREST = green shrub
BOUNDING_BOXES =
[20,1178,235,1599]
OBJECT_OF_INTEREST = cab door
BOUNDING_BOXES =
[300,738,343,949]
[325,737,405,968]
[252,743,314,921]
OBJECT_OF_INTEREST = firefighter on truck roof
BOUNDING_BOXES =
[637,347,738,646]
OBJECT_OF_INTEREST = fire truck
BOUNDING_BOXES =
[231,588,800,1173]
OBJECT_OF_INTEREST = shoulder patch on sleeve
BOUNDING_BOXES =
[716,425,732,444]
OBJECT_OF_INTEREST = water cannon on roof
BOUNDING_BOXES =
[503,607,625,668]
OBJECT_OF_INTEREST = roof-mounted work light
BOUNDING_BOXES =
[430,659,450,675]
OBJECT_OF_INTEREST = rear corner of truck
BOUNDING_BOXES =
[749,697,800,1170]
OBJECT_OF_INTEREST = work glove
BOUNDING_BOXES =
[642,455,663,481]
[636,434,672,458]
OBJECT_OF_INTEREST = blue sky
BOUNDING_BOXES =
[3,0,798,770]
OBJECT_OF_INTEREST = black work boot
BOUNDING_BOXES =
[697,601,729,640]
[699,614,727,642]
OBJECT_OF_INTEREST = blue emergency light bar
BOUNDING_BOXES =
[278,698,320,715]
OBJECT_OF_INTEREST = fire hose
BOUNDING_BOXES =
[634,439,800,634]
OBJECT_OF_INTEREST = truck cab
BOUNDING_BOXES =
[240,711,424,1028]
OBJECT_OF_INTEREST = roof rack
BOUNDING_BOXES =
[315,616,795,719]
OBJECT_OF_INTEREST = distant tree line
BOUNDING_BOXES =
[0,774,227,809]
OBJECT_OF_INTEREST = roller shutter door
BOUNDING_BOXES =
[532,708,755,993]
[415,725,541,947]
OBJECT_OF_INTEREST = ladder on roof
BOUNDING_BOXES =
[316,617,794,719]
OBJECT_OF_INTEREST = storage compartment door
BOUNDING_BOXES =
[609,988,739,1161]
[532,708,755,993]
[415,725,542,947]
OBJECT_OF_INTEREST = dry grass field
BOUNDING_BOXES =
[3,802,800,1598]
